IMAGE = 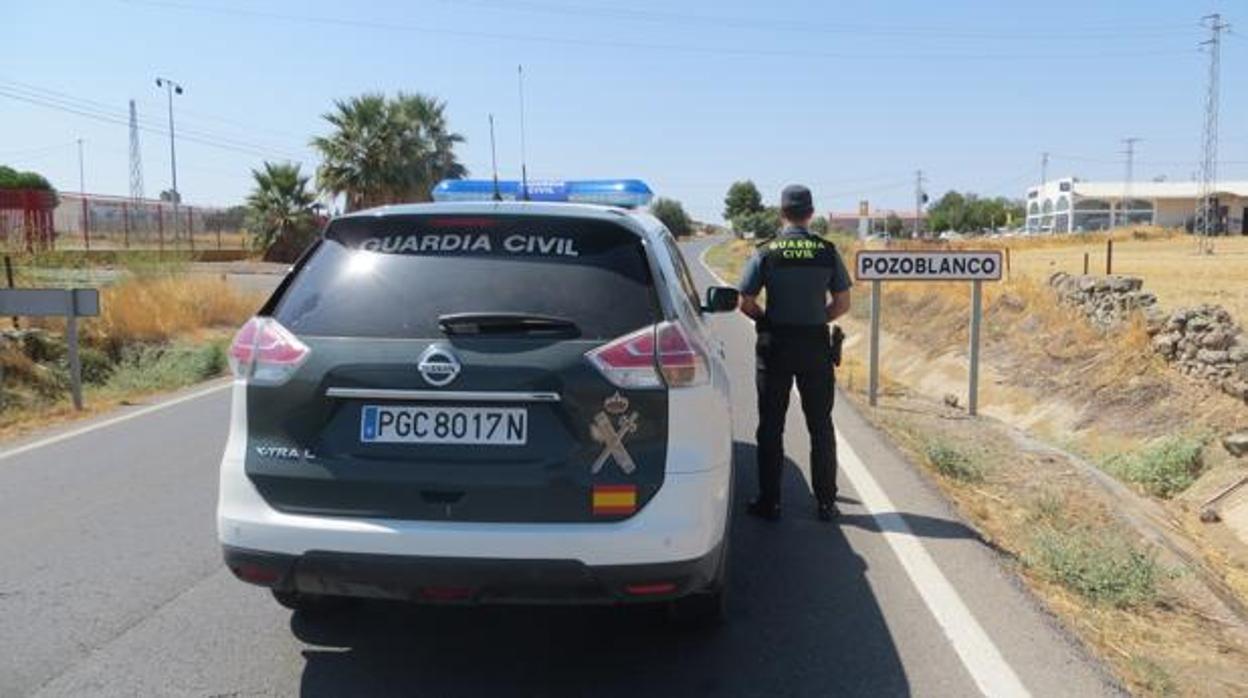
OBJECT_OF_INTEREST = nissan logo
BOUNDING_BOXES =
[417,344,461,387]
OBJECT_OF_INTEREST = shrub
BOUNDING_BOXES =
[650,197,693,237]
[1103,436,1205,498]
[105,342,228,394]
[1027,527,1162,608]
[732,208,781,239]
[924,442,985,482]
[76,346,114,385]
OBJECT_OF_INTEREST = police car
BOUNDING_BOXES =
[217,179,739,623]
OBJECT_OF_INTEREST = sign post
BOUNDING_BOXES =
[968,279,983,415]
[854,250,1002,415]
[868,280,881,406]
[0,289,101,410]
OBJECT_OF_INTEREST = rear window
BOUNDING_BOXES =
[271,214,657,340]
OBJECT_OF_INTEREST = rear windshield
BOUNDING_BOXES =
[271,214,657,340]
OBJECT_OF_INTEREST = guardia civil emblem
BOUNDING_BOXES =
[591,392,639,475]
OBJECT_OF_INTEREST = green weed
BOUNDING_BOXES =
[1026,527,1163,608]
[1103,436,1206,499]
[104,341,227,394]
[924,442,985,482]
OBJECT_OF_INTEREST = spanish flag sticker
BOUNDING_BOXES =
[592,484,638,516]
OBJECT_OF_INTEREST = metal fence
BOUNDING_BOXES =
[37,193,250,252]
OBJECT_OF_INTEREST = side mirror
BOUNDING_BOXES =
[702,286,739,314]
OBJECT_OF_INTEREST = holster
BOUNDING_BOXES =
[830,324,845,368]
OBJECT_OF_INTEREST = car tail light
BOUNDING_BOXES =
[586,321,709,389]
[585,325,662,389]
[228,317,310,386]
[229,561,283,586]
[624,582,678,596]
[655,321,709,387]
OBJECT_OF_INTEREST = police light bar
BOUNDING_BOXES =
[432,179,653,208]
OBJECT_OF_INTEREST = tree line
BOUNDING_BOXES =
[925,191,1024,234]
[717,179,1023,240]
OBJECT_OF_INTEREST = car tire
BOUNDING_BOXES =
[270,589,345,614]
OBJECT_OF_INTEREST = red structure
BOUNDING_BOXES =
[0,189,57,252]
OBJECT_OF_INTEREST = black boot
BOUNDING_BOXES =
[817,501,839,522]
[747,498,781,522]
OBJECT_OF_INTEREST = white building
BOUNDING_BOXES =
[1024,178,1248,235]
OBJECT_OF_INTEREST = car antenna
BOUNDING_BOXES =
[489,113,502,201]
[517,64,530,201]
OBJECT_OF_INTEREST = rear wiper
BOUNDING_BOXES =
[437,312,581,338]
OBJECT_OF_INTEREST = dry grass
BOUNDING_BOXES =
[2,274,262,440]
[853,228,1248,325]
[93,275,262,345]
[972,231,1248,321]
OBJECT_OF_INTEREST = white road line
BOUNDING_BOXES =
[0,381,231,462]
[697,239,1030,698]
[835,431,1029,697]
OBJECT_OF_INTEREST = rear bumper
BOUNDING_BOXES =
[219,462,730,567]
[223,540,724,603]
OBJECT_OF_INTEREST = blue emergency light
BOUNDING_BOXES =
[432,179,654,208]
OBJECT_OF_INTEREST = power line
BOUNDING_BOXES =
[120,0,1199,63]
[0,83,305,162]
[0,77,308,160]
[444,0,1185,40]
[0,140,78,159]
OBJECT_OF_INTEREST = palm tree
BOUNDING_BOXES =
[310,93,466,212]
[392,92,467,201]
[246,161,316,254]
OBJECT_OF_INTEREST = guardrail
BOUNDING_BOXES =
[0,288,100,410]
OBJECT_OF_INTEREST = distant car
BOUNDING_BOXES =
[217,179,738,625]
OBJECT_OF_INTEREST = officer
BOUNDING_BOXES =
[738,185,852,522]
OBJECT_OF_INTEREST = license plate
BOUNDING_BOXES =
[360,405,527,445]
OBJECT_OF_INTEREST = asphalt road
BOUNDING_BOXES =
[0,237,1120,697]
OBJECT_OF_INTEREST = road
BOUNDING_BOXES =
[0,237,1120,697]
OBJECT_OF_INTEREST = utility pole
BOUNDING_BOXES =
[128,99,144,202]
[918,168,928,237]
[1197,13,1229,250]
[155,77,184,243]
[1040,152,1049,185]
[76,138,85,195]
[1121,137,1141,228]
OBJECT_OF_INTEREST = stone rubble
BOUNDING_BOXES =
[1049,272,1248,404]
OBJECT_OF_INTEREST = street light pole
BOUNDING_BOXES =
[155,77,183,244]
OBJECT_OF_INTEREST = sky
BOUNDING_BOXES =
[4,0,1247,222]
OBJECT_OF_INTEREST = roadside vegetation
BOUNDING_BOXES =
[649,197,693,237]
[1,88,478,439]
[705,226,1248,696]
[0,261,261,438]
[1103,436,1208,499]
[923,441,986,482]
